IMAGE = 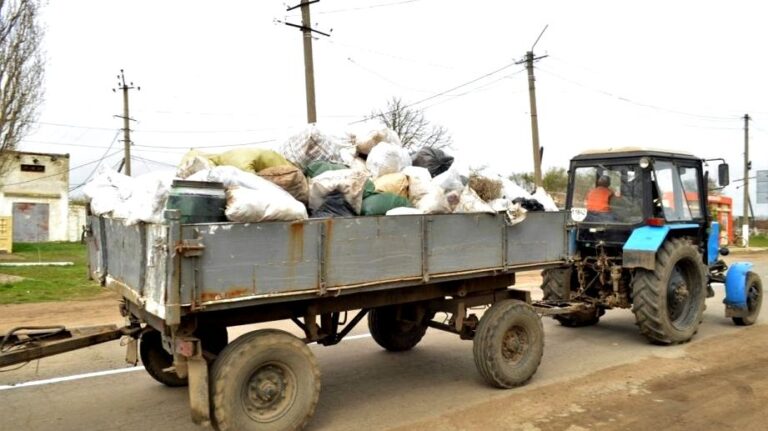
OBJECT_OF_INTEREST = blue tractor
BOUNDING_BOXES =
[541,148,762,344]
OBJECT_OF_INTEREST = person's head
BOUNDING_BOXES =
[597,175,611,188]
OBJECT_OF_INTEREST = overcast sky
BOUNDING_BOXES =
[19,0,768,215]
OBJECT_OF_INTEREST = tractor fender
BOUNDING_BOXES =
[623,224,699,270]
[724,262,753,308]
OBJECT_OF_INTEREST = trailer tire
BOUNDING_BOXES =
[210,329,320,431]
[541,268,602,327]
[473,299,544,388]
[368,304,430,352]
[140,326,228,387]
[733,272,762,326]
[631,237,707,345]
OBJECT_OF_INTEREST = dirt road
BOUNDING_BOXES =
[0,254,766,430]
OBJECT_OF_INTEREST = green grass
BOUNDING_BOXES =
[0,242,102,304]
[750,235,768,248]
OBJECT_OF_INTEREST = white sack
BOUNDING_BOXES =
[385,207,424,216]
[501,178,533,201]
[279,124,356,170]
[453,186,495,214]
[432,166,464,193]
[366,142,411,178]
[355,127,402,155]
[187,166,269,191]
[308,169,369,214]
[177,155,213,179]
[489,198,511,212]
[225,185,307,223]
[532,188,559,212]
[402,166,432,203]
[83,168,134,216]
[415,186,452,214]
[123,170,176,225]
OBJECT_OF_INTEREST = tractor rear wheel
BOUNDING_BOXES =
[631,237,707,345]
[541,268,602,327]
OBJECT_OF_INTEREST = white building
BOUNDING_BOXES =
[0,150,71,242]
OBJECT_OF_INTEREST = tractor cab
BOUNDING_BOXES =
[565,148,728,252]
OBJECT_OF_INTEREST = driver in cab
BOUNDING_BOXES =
[585,175,615,222]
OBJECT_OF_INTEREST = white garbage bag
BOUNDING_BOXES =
[83,168,134,216]
[453,186,495,214]
[432,166,464,193]
[225,185,308,223]
[532,188,559,211]
[279,124,356,170]
[501,178,533,201]
[366,142,411,178]
[385,207,424,216]
[402,166,432,203]
[354,127,402,155]
[123,170,176,225]
[415,186,452,214]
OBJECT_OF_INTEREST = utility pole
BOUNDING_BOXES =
[516,25,549,187]
[113,70,139,176]
[742,113,751,247]
[284,0,330,124]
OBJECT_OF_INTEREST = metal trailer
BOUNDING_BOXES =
[1,210,572,431]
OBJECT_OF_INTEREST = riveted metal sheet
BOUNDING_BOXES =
[428,213,504,274]
[103,218,146,295]
[184,221,321,304]
[324,216,422,287]
[506,211,567,265]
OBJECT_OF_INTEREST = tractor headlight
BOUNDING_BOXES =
[639,157,651,169]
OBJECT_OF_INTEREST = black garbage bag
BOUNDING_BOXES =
[412,147,454,177]
[512,197,545,212]
[311,190,357,218]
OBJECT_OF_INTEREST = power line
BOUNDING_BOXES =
[536,66,739,122]
[70,131,122,192]
[311,0,424,15]
[350,61,521,124]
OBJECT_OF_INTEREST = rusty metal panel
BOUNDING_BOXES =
[325,216,422,287]
[85,216,104,281]
[427,213,504,274]
[184,221,321,304]
[103,218,146,295]
[144,224,169,318]
[506,211,568,266]
[12,202,49,242]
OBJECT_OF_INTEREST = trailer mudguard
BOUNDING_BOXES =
[623,224,699,270]
[724,262,753,308]
[707,222,720,266]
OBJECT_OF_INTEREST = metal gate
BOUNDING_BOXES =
[12,203,49,242]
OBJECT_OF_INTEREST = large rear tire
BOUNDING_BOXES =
[541,268,602,327]
[140,325,228,387]
[368,304,430,352]
[473,299,544,388]
[210,329,320,431]
[631,237,707,345]
[733,271,763,326]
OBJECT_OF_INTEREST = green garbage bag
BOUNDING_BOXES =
[361,192,411,216]
[363,179,376,199]
[304,161,348,178]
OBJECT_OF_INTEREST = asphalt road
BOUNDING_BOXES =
[0,253,766,431]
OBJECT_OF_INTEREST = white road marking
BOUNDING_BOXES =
[0,332,373,391]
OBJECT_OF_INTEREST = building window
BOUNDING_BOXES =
[20,164,45,173]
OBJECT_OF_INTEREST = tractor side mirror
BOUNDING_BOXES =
[718,163,730,187]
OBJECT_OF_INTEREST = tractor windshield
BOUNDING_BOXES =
[570,164,644,224]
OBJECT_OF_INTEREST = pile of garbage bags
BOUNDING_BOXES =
[83,124,558,225]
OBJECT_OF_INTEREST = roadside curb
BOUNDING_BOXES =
[728,247,768,255]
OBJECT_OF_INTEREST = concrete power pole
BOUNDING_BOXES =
[285,0,330,124]
[742,113,751,247]
[516,25,549,187]
[113,70,139,176]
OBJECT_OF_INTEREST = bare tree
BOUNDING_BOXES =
[0,0,45,176]
[370,97,452,152]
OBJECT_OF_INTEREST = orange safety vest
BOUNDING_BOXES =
[586,187,613,213]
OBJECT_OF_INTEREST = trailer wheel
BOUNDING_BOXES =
[631,237,707,345]
[733,272,763,326]
[210,329,320,431]
[473,299,544,388]
[368,304,430,352]
[541,268,603,327]
[140,326,228,387]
